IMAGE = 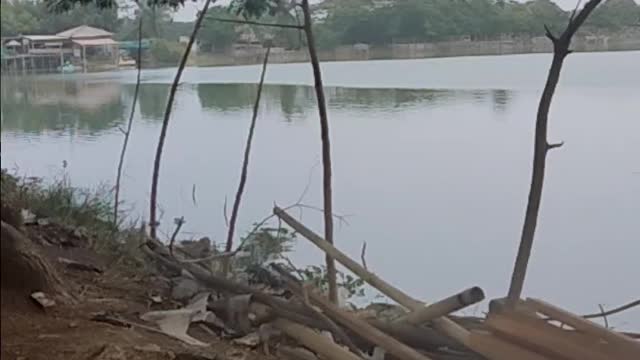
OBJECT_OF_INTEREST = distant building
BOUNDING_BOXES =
[1,25,118,74]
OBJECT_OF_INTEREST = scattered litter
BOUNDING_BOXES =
[69,321,79,328]
[140,309,208,347]
[150,295,163,304]
[21,209,37,225]
[30,291,55,308]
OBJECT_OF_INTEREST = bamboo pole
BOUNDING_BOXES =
[399,287,485,326]
[272,264,432,360]
[274,206,549,360]
[274,206,468,340]
[273,319,363,360]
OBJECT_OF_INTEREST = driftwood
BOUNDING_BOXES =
[272,264,432,360]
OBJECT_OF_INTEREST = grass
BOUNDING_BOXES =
[0,169,150,269]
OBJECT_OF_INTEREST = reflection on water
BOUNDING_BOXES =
[1,77,516,136]
[1,77,126,135]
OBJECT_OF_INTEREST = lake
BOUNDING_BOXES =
[2,52,639,329]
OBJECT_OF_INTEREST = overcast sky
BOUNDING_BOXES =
[172,0,640,22]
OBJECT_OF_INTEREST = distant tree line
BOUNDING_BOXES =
[2,0,638,51]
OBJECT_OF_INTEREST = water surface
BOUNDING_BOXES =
[2,52,639,328]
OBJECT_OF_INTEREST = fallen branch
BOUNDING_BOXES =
[114,16,143,226]
[507,0,603,304]
[224,47,272,273]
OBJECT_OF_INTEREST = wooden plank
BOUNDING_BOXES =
[525,298,640,355]
[485,310,614,360]
[467,330,551,360]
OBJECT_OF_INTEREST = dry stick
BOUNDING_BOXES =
[583,299,640,319]
[149,0,214,239]
[113,17,143,226]
[506,0,603,304]
[168,216,185,257]
[224,47,272,275]
[598,304,609,329]
[300,0,338,305]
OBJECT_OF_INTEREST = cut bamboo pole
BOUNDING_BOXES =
[273,319,363,360]
[274,206,468,340]
[486,310,611,360]
[399,287,485,326]
[272,264,433,360]
[274,206,548,360]
[467,331,550,360]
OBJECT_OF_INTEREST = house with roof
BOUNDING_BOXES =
[1,25,118,74]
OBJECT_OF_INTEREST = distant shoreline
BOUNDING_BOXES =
[193,34,640,68]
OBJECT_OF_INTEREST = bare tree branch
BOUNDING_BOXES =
[360,241,368,271]
[225,47,271,253]
[301,0,338,305]
[583,299,640,319]
[149,0,215,239]
[114,16,143,226]
[547,141,564,150]
[507,0,603,305]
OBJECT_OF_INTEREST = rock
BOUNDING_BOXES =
[171,277,200,302]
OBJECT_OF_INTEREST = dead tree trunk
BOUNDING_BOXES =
[300,0,338,304]
[149,0,214,239]
[507,0,603,304]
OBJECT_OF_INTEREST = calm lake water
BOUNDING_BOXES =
[2,52,639,328]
